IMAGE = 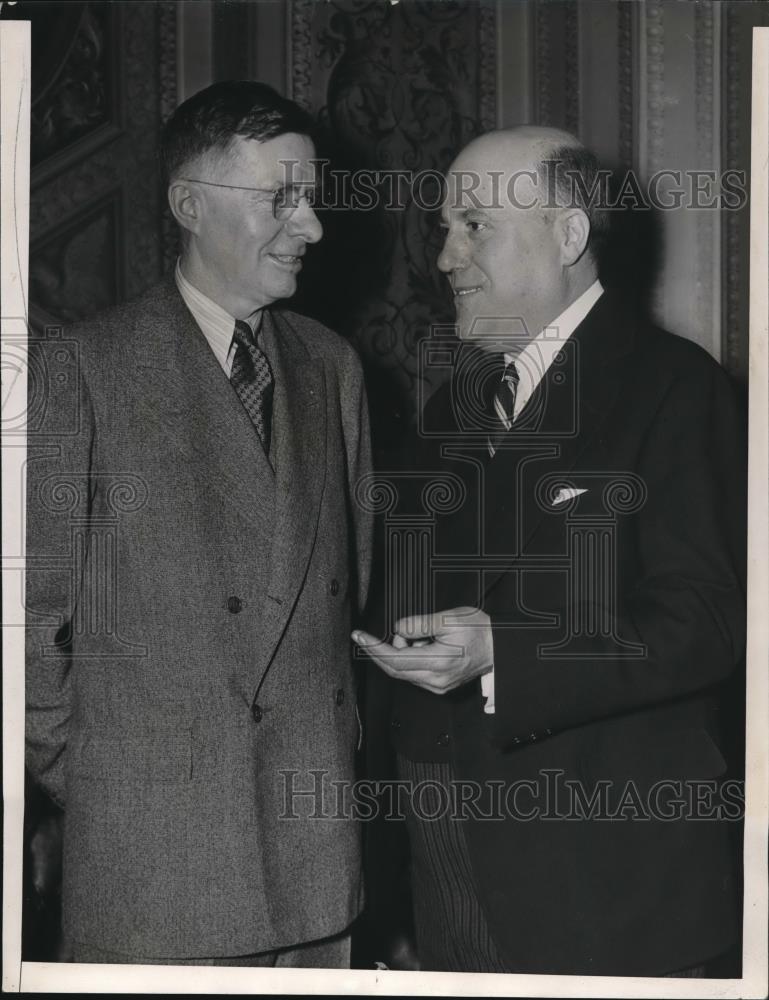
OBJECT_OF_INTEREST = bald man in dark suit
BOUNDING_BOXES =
[356,127,745,976]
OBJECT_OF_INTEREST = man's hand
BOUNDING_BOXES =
[352,606,493,695]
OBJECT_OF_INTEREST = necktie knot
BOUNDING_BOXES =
[487,358,519,459]
[502,361,520,387]
[233,318,255,350]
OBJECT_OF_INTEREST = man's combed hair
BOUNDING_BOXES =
[537,144,611,265]
[160,80,317,185]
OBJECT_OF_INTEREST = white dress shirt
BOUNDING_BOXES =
[174,259,261,375]
[481,279,604,713]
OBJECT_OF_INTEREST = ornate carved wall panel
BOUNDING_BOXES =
[287,0,496,444]
[30,192,122,324]
[533,0,580,132]
[10,1,179,332]
[28,1,121,181]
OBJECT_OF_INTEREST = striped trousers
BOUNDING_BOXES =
[397,755,707,977]
[396,755,507,972]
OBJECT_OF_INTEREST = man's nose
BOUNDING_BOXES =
[437,232,466,274]
[288,201,323,244]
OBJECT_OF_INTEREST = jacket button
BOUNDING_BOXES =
[227,595,242,614]
[251,703,263,723]
[391,718,401,730]
[528,732,538,742]
[436,732,450,747]
[330,578,339,596]
[335,688,345,706]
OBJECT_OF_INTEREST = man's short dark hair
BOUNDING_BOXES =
[537,144,611,266]
[160,80,316,185]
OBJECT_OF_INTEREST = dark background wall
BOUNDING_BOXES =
[5,0,760,965]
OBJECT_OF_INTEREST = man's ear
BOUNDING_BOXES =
[557,208,590,266]
[168,181,203,237]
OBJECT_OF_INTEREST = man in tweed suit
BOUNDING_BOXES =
[25,81,371,966]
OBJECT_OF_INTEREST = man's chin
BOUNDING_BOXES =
[263,277,297,304]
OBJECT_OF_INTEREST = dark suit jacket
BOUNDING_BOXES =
[25,279,372,958]
[369,291,746,975]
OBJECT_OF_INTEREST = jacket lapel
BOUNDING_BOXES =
[481,292,636,599]
[249,309,327,697]
[132,280,275,531]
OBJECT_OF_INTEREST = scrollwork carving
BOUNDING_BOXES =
[30,3,113,170]
[289,0,496,426]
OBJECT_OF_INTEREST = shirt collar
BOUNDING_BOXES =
[505,279,604,411]
[175,259,261,370]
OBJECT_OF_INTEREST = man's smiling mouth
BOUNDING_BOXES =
[269,253,303,265]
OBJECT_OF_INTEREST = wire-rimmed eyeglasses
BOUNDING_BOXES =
[178,178,319,221]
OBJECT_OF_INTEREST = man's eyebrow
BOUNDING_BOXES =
[441,205,490,218]
[453,206,491,220]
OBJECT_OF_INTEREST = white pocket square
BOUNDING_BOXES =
[552,487,589,506]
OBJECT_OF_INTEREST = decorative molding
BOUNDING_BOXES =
[643,0,665,177]
[723,3,742,377]
[535,1,552,125]
[288,0,314,109]
[478,0,497,131]
[694,0,720,358]
[617,1,634,168]
[157,1,179,273]
[564,0,580,134]
[157,3,177,126]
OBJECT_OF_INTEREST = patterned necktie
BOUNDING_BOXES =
[230,319,274,453]
[487,360,519,458]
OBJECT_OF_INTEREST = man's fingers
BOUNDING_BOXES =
[352,631,458,677]
[393,612,445,640]
[351,631,395,656]
[394,607,477,639]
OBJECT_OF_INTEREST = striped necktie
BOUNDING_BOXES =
[230,319,274,453]
[487,360,519,458]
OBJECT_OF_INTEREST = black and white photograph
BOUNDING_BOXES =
[1,1,768,995]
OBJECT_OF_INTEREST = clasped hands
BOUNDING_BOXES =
[352,606,493,695]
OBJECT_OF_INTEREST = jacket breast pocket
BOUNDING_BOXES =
[70,730,193,785]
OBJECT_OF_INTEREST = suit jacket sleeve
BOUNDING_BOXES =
[485,354,747,749]
[25,335,96,807]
